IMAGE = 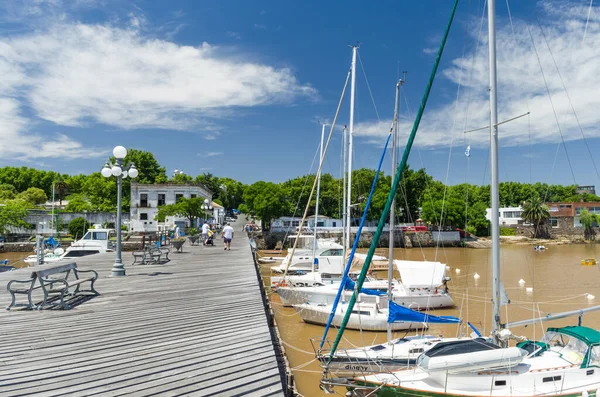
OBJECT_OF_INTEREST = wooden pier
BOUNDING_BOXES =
[0,231,290,396]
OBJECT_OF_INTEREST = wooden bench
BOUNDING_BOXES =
[6,262,99,310]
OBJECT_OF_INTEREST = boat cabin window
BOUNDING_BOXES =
[543,376,561,382]
[83,232,92,240]
[543,331,587,364]
[320,249,343,257]
[589,346,600,367]
[93,232,108,240]
[351,310,371,316]
[494,380,506,386]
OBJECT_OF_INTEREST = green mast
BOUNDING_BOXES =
[327,0,460,360]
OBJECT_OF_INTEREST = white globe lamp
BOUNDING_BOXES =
[113,145,127,159]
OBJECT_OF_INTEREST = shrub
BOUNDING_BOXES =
[500,227,516,236]
[188,227,199,236]
[68,217,90,239]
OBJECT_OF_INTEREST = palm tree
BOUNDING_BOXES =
[521,198,551,238]
[54,179,69,207]
[579,209,597,240]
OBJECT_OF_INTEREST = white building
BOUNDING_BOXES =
[130,182,212,232]
[271,215,344,233]
[485,206,523,226]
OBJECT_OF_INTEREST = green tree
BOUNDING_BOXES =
[120,149,167,184]
[155,197,204,228]
[68,217,90,239]
[195,173,219,195]
[65,194,92,212]
[54,179,69,206]
[243,181,288,230]
[521,198,551,238]
[0,200,29,235]
[17,187,48,205]
[398,167,434,223]
[579,209,597,240]
[0,183,17,200]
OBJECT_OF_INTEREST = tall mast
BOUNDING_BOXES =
[345,46,357,251]
[387,77,403,342]
[488,0,501,342]
[312,123,326,272]
[341,125,348,271]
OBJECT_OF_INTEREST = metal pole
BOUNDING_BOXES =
[341,125,348,273]
[345,46,357,251]
[312,123,325,273]
[488,0,501,343]
[387,79,401,343]
[111,164,125,277]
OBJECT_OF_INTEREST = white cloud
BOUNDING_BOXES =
[0,20,315,159]
[205,152,223,157]
[0,98,102,159]
[226,31,241,39]
[356,1,600,150]
[253,24,267,30]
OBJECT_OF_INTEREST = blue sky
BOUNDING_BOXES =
[0,0,599,189]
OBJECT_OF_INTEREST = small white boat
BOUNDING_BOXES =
[24,247,66,263]
[24,229,115,264]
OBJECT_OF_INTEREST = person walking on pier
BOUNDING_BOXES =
[222,222,234,250]
[201,221,210,246]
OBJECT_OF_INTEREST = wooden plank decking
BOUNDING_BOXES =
[0,231,287,396]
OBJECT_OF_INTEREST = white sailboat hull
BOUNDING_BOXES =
[293,302,427,332]
[322,336,468,375]
[278,283,453,309]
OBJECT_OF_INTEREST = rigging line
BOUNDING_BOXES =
[282,67,351,279]
[463,112,531,133]
[583,0,594,45]
[535,14,600,183]
[462,0,488,138]
[525,22,578,185]
[280,143,321,247]
[357,50,381,122]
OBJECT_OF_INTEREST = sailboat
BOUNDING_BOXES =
[338,1,600,396]
[278,47,454,316]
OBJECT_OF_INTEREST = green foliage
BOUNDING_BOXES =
[16,187,48,205]
[172,173,193,184]
[500,227,517,236]
[522,198,551,238]
[242,181,288,230]
[0,200,29,234]
[156,197,203,228]
[187,227,199,236]
[54,179,69,205]
[68,217,90,239]
[65,194,92,212]
[579,209,598,240]
[0,183,17,200]
[119,149,168,185]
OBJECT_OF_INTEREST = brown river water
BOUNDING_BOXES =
[261,244,600,397]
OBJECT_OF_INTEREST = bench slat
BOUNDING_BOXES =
[35,263,78,278]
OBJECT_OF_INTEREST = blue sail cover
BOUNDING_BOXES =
[388,301,461,324]
[343,278,386,296]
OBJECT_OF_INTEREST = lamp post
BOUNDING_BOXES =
[101,146,138,277]
[201,198,213,224]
